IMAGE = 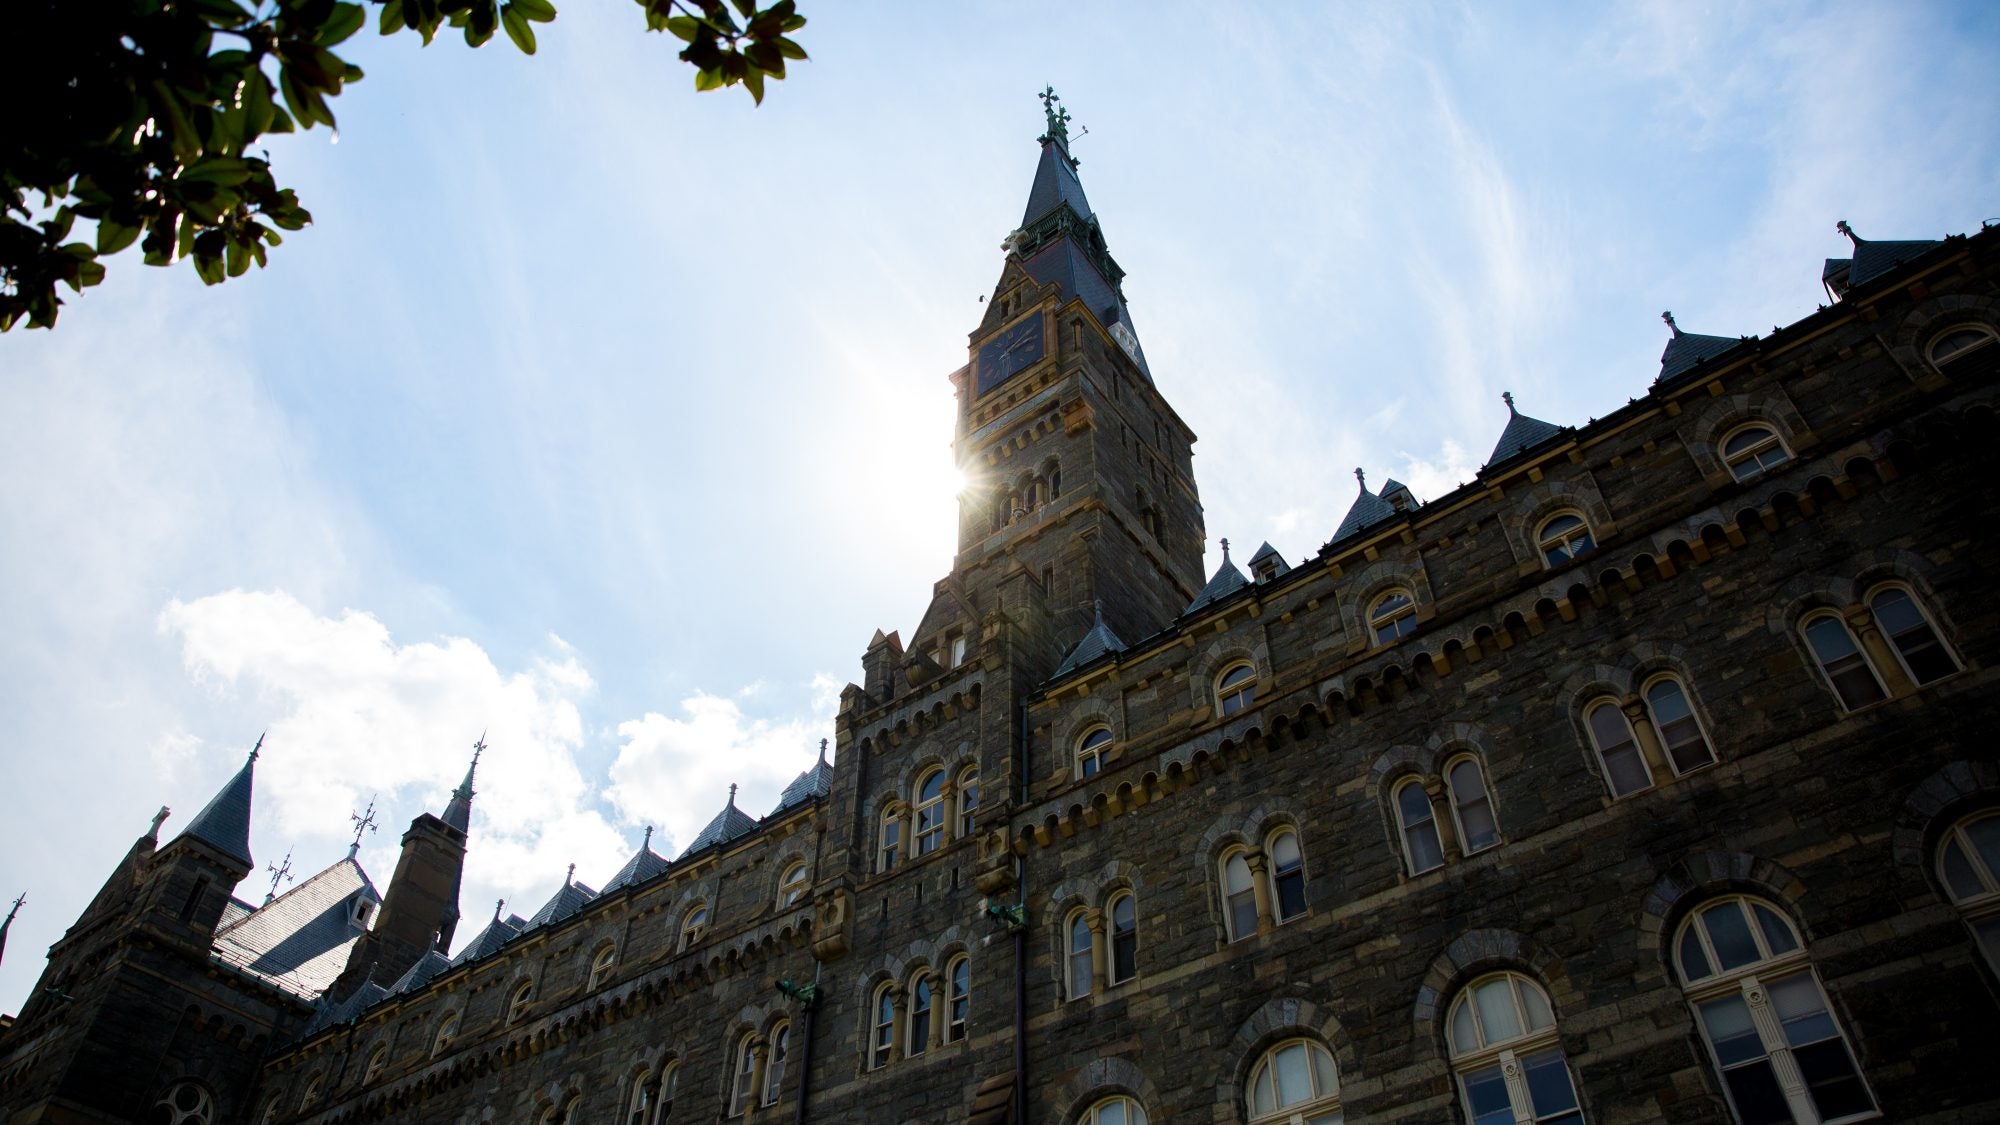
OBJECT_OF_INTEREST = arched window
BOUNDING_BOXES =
[508,979,535,1022]
[907,972,933,1057]
[1537,512,1596,567]
[1800,612,1887,710]
[1867,585,1959,686]
[956,766,980,839]
[1675,896,1875,1123]
[914,768,947,856]
[869,983,895,1069]
[1395,779,1444,875]
[946,954,971,1043]
[1268,830,1307,923]
[1247,1037,1340,1124]
[589,944,617,991]
[1643,675,1716,774]
[878,805,900,871]
[659,1060,679,1118]
[763,1021,789,1106]
[1446,972,1582,1125]
[679,904,708,952]
[778,860,809,907]
[1937,811,2000,974]
[258,1097,282,1125]
[153,1081,214,1125]
[1368,590,1418,646]
[1080,1095,1149,1125]
[431,1010,459,1058]
[1216,663,1257,716]
[1066,909,1094,999]
[1928,323,1997,372]
[728,1031,757,1116]
[1586,700,1652,797]
[1721,424,1792,482]
[1445,756,1500,854]
[299,1074,323,1111]
[1049,464,1063,498]
[1076,727,1113,778]
[627,1068,656,1125]
[1108,892,1137,984]
[1221,848,1258,941]
[363,1043,388,1084]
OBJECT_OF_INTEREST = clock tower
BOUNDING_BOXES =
[946,90,1206,668]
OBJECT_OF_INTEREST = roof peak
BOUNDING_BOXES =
[175,735,261,869]
[441,731,484,833]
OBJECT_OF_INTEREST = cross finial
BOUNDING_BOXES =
[348,797,378,857]
[471,729,487,766]
[264,849,295,904]
[248,731,264,763]
[1354,467,1367,492]
[6,892,24,922]
[564,862,576,886]
[1038,85,1071,146]
[148,806,171,839]
[1661,310,1679,336]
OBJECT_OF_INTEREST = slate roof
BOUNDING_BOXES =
[1485,404,1566,466]
[212,857,378,1000]
[1019,238,1152,379]
[1053,613,1126,680]
[1658,327,1746,383]
[1846,234,1942,288]
[1333,483,1399,542]
[305,979,389,1035]
[1022,139,1094,228]
[680,795,758,859]
[601,840,669,894]
[218,896,255,930]
[390,949,454,995]
[176,749,258,868]
[450,912,525,967]
[1246,542,1289,578]
[770,757,833,816]
[441,756,477,833]
[524,879,597,930]
[1185,551,1250,615]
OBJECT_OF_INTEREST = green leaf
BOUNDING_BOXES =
[181,158,254,187]
[243,72,276,137]
[501,4,537,52]
[185,0,254,26]
[380,0,405,34]
[512,0,556,22]
[742,66,764,104]
[664,15,699,42]
[318,3,366,45]
[97,219,142,255]
[227,235,251,277]
[774,35,806,59]
[694,66,723,92]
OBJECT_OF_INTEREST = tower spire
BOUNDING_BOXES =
[173,735,261,869]
[1,892,22,967]
[442,730,484,833]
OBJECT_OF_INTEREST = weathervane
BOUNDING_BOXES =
[1038,85,1074,150]
[264,849,295,904]
[349,797,378,858]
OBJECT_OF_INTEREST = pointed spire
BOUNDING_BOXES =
[1219,537,1231,564]
[175,736,261,868]
[1502,390,1517,414]
[1484,393,1565,467]
[817,737,829,766]
[1092,597,1104,627]
[1038,85,1073,151]
[442,731,483,833]
[564,862,575,887]
[1,892,22,967]
[1185,539,1251,615]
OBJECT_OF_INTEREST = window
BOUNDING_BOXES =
[659,1062,678,1119]
[1247,1038,1341,1124]
[1108,892,1137,984]
[950,633,969,667]
[1868,585,1958,686]
[508,979,535,1022]
[589,944,617,991]
[1675,896,1876,1124]
[299,1075,323,1111]
[628,1068,656,1125]
[956,766,980,840]
[1269,830,1307,923]
[1586,700,1652,798]
[946,954,971,1043]
[1222,849,1259,941]
[1446,757,1500,854]
[363,1043,388,1084]
[1800,613,1887,710]
[728,1032,757,1116]
[870,984,895,1069]
[1722,425,1792,482]
[878,806,900,872]
[258,1098,282,1125]
[1076,727,1113,779]
[763,1021,789,1105]
[1066,910,1094,999]
[679,904,708,952]
[907,972,933,1057]
[432,1011,459,1058]
[1938,811,2000,974]
[1446,973,1582,1125]
[1368,590,1418,646]
[915,768,947,856]
[1537,513,1596,567]
[1081,1096,1148,1125]
[1644,676,1716,774]
[1929,324,1996,370]
[152,1082,214,1125]
[1395,780,1444,875]
[778,861,809,907]
[1216,663,1258,715]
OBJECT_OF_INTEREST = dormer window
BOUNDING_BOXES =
[351,897,376,930]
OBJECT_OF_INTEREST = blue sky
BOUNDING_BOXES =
[2,2,1995,1009]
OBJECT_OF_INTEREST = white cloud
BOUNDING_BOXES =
[1395,438,1482,504]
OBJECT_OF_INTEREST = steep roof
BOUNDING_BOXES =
[1246,541,1288,578]
[770,755,833,816]
[680,789,758,858]
[1656,312,1746,383]
[441,746,479,834]
[389,949,453,995]
[212,856,378,1000]
[524,878,597,930]
[1022,137,1094,228]
[1841,223,1942,287]
[1018,237,1152,378]
[1054,606,1127,679]
[305,979,390,1035]
[450,911,525,967]
[1185,543,1251,615]
[601,833,669,894]
[1332,476,1399,542]
[174,742,260,868]
[1484,394,1566,466]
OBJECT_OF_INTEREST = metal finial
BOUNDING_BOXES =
[1501,390,1516,414]
[1354,467,1367,492]
[148,806,171,839]
[494,898,505,921]
[249,731,264,763]
[6,893,25,922]
[1038,85,1072,146]
[1220,537,1231,562]
[348,797,378,858]
[818,737,829,765]
[564,862,576,887]
[471,730,487,766]
[643,825,654,849]
[727,782,739,808]
[1661,311,1679,336]
[1092,597,1104,626]
[265,849,295,904]
[1836,219,1857,244]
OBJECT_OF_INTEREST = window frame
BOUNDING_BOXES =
[1107,891,1138,985]
[431,1010,459,1058]
[869,982,896,1070]
[1720,423,1793,483]
[679,904,708,952]
[1393,778,1444,875]
[955,765,980,839]
[154,1080,215,1125]
[1080,1095,1149,1125]
[777,860,810,907]
[763,1020,790,1106]
[1444,754,1501,855]
[906,971,933,1058]
[1445,972,1582,1125]
[627,1066,656,1125]
[1268,829,1307,924]
[1799,611,1888,711]
[1535,511,1596,568]
[877,805,900,872]
[1864,583,1960,688]
[1066,908,1094,1000]
[507,979,535,1023]
[945,954,971,1043]
[727,1030,757,1117]
[913,767,947,856]
[1927,323,1997,369]
[1368,589,1419,646]
[363,1042,389,1084]
[1584,698,1653,798]
[1215,662,1258,716]
[1221,847,1259,941]
[1076,726,1113,779]
[588,943,617,991]
[1937,810,2000,976]
[1641,674,1717,776]
[1245,1037,1341,1125]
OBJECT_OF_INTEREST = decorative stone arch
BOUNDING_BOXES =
[766,838,815,904]
[1637,850,1811,973]
[1190,641,1270,713]
[1504,478,1618,567]
[1195,809,1263,870]
[1341,557,1433,638]
[1059,704,1122,773]
[1366,743,1439,802]
[904,753,954,797]
[1050,1056,1162,1125]
[1887,291,2000,374]
[1207,996,1352,1119]
[1769,572,1860,635]
[668,881,720,938]
[1893,760,2000,876]
[1249,806,1305,853]
[852,949,914,1011]
[1685,390,1814,477]
[1410,928,1573,1062]
[904,924,968,969]
[1423,721,1499,762]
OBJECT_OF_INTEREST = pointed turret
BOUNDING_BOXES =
[680,784,758,859]
[602,826,669,893]
[1247,542,1290,581]
[1054,599,1127,679]
[1333,468,1400,543]
[1484,392,1566,467]
[1185,538,1251,615]
[1655,310,1746,384]
[175,735,261,869]
[1822,219,1943,300]
[770,741,834,816]
[442,732,483,833]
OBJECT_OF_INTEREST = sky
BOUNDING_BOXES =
[2,1,1996,1010]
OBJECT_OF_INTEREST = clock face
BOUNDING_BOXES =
[976,310,1046,396]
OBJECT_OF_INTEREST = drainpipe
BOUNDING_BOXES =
[790,959,820,1125]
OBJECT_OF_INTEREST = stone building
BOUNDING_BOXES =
[4,100,2000,1125]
